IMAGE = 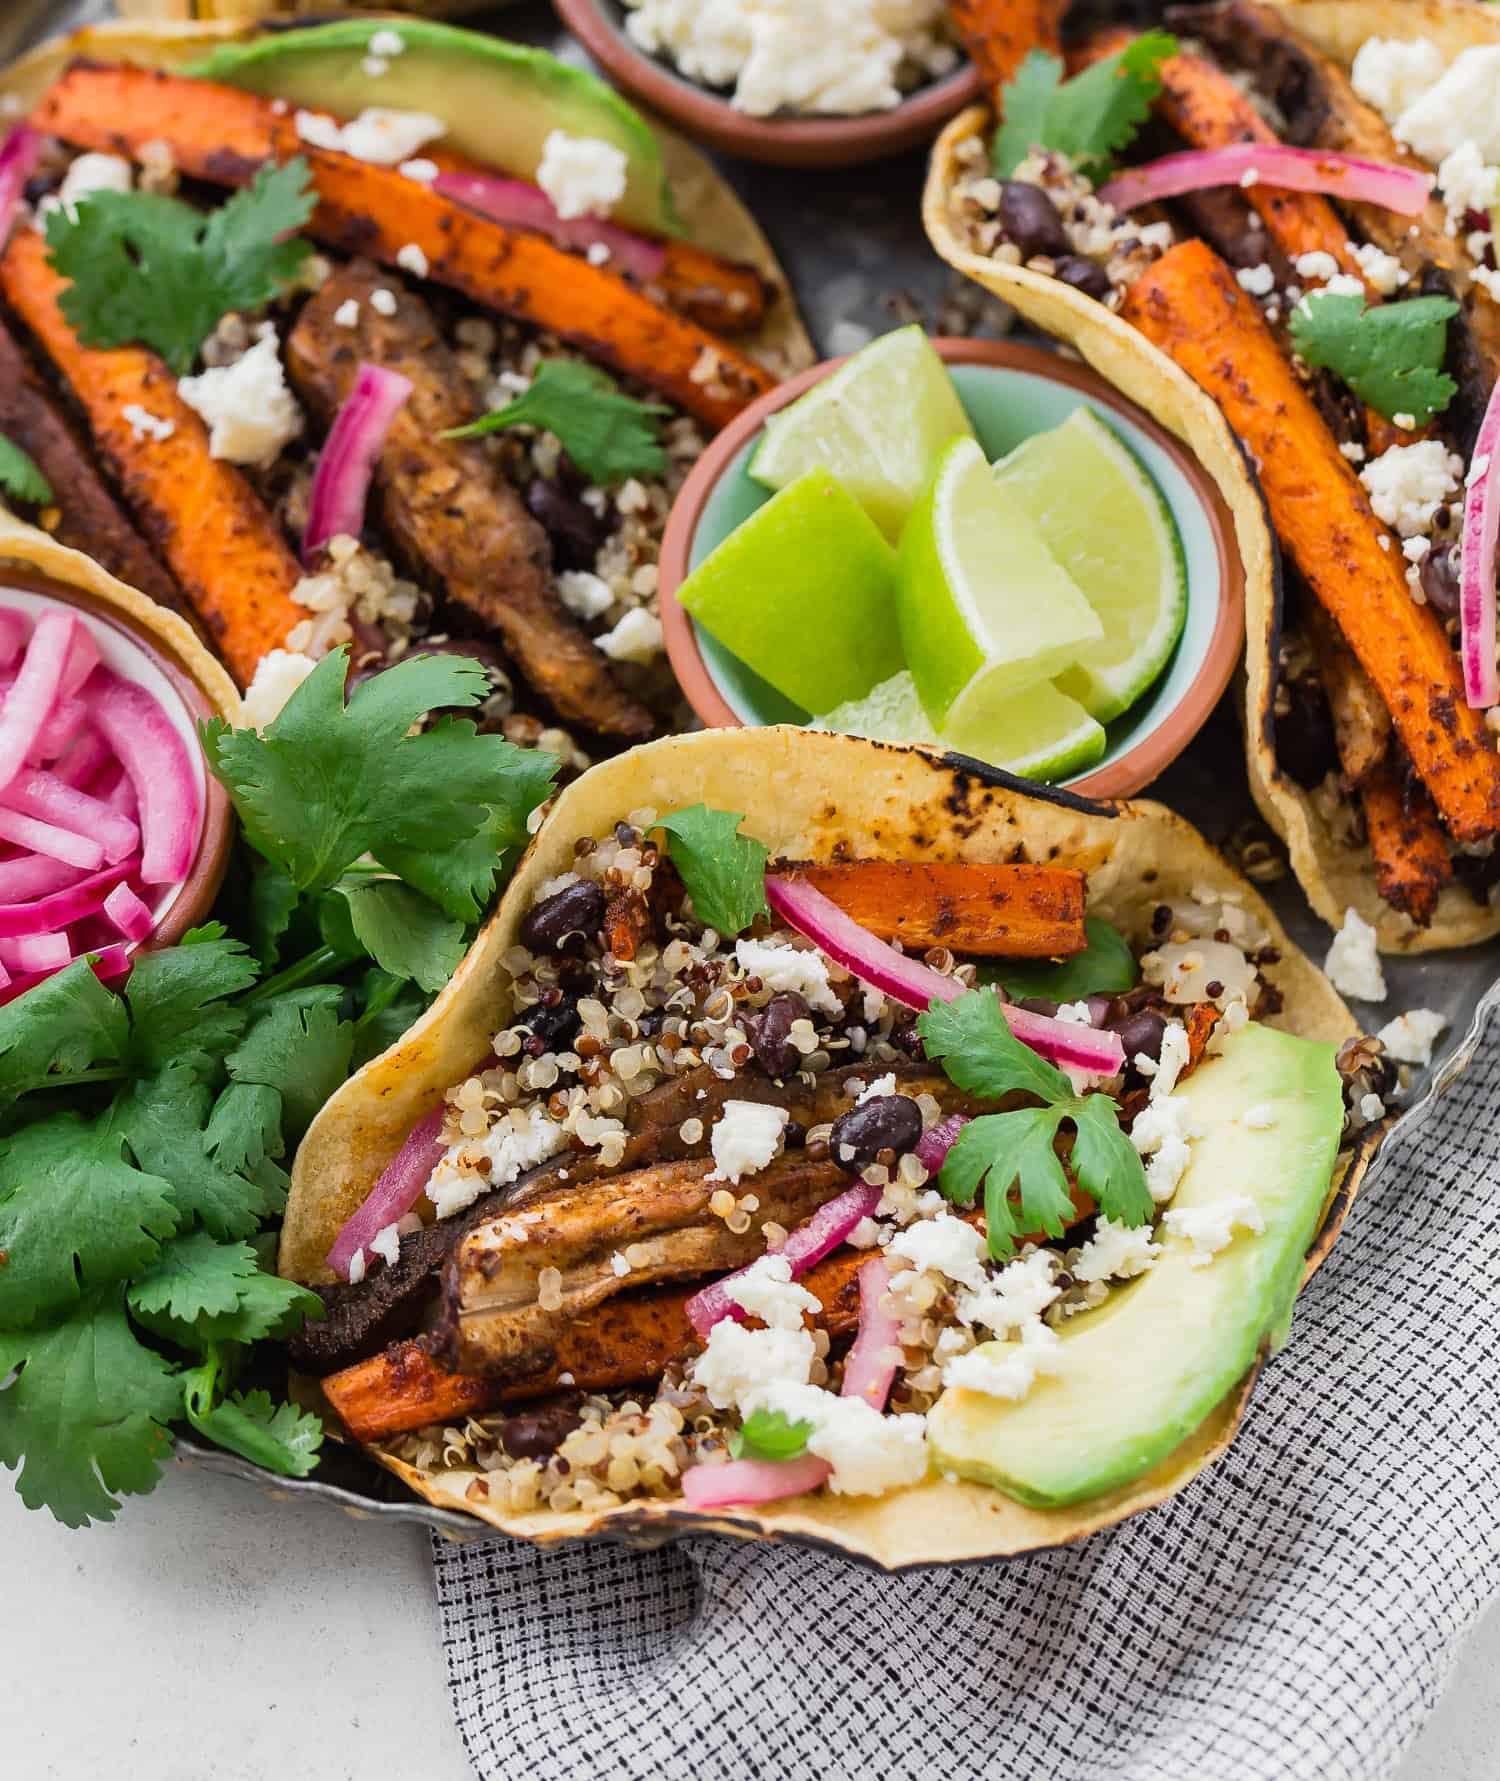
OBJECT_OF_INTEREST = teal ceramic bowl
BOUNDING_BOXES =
[657,338,1245,799]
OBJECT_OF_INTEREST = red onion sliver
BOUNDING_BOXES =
[915,1113,970,1175]
[0,931,71,973]
[0,944,130,1007]
[1098,144,1432,216]
[0,126,41,251]
[0,606,27,668]
[327,1107,447,1281]
[0,851,87,903]
[58,621,100,701]
[0,805,104,870]
[764,876,1124,1076]
[841,1257,902,1412]
[0,610,76,795]
[52,726,112,790]
[303,363,414,565]
[0,861,135,938]
[103,881,155,942]
[685,1180,882,1338]
[28,694,88,765]
[87,668,201,885]
[1460,381,1500,707]
[432,171,667,284]
[1,768,140,864]
[680,1454,832,1509]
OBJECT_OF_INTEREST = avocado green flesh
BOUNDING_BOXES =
[927,1023,1343,1508]
[189,20,680,236]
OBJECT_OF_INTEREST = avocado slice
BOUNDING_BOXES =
[188,20,680,236]
[928,1022,1344,1508]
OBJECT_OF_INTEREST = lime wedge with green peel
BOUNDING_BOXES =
[897,436,1104,738]
[942,680,1106,782]
[811,671,938,743]
[748,326,974,540]
[675,467,902,713]
[992,406,1187,723]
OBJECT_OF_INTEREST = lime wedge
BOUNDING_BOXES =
[675,467,902,713]
[811,670,938,743]
[992,406,1186,723]
[942,679,1106,782]
[897,436,1104,736]
[748,325,974,540]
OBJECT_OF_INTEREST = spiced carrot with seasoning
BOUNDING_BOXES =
[785,861,1088,957]
[1361,765,1453,927]
[947,0,1068,95]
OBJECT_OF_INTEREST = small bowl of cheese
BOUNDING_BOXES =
[552,0,984,167]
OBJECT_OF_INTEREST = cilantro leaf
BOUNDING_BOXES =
[224,991,354,1143]
[337,879,467,992]
[993,34,1176,180]
[204,1082,284,1176]
[183,1350,322,1479]
[247,858,303,967]
[0,433,52,507]
[729,1407,812,1463]
[1288,291,1457,423]
[986,918,1139,1003]
[444,359,669,486]
[0,958,128,1100]
[942,1105,1076,1252]
[0,1113,180,1325]
[917,988,1072,1104]
[652,806,770,937]
[0,1289,181,1527]
[45,160,315,374]
[351,968,430,1069]
[127,1230,259,1323]
[124,933,258,1075]
[202,651,552,896]
[1070,1093,1154,1231]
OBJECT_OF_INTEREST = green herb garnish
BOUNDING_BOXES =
[652,805,770,937]
[1288,291,1457,424]
[444,359,670,486]
[992,33,1177,181]
[918,989,1151,1258]
[730,1407,812,1463]
[983,917,1139,1003]
[0,433,53,507]
[45,159,316,374]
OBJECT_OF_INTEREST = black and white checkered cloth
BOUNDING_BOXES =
[433,1003,1500,1781]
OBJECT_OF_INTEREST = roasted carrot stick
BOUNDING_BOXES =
[1304,601,1391,787]
[948,0,1068,95]
[1121,241,1500,843]
[1361,764,1453,926]
[786,861,1088,957]
[32,63,774,430]
[0,228,304,688]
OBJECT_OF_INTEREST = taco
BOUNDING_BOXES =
[280,727,1382,1568]
[0,16,810,760]
[927,0,1500,953]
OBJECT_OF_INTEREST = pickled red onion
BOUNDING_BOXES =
[327,1107,446,1281]
[840,1257,901,1412]
[1460,383,1500,707]
[0,610,78,795]
[103,882,155,942]
[0,861,135,938]
[1099,145,1431,215]
[303,363,414,565]
[1,767,140,864]
[0,125,40,250]
[680,1454,832,1509]
[87,668,200,885]
[432,171,667,284]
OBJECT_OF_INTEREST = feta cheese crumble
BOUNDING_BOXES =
[886,1209,988,1291]
[1351,37,1445,120]
[333,298,361,328]
[557,570,616,619]
[536,130,629,221]
[121,404,175,444]
[1161,1194,1266,1266]
[942,1322,1062,1401]
[1071,1215,1161,1283]
[1351,241,1408,295]
[956,1248,1061,1333]
[596,606,664,663]
[53,151,133,219]
[241,649,318,731]
[1359,440,1463,538]
[178,327,302,468]
[724,1252,819,1328]
[693,1321,815,1408]
[1324,908,1388,1003]
[734,937,843,1016]
[427,1103,567,1219]
[1377,1007,1448,1066]
[706,1099,788,1183]
[1294,250,1340,284]
[1236,262,1276,296]
[751,1381,929,1495]
[296,106,446,165]
[396,243,430,278]
[1388,46,1500,167]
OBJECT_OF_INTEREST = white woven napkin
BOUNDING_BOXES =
[432,999,1500,1781]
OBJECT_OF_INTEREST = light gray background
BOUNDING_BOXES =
[2,1461,1495,1779]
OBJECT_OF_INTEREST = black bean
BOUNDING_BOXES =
[828,1096,923,1174]
[748,992,810,1077]
[998,181,1069,257]
[1420,543,1461,618]
[522,991,581,1049]
[1054,255,1112,301]
[520,880,605,953]
[1083,994,1113,1027]
[782,1119,807,1149]
[890,1018,925,1058]
[1111,1009,1167,1065]
[525,477,606,571]
[497,1402,583,1461]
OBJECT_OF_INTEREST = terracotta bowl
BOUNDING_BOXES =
[0,567,234,953]
[658,338,1246,802]
[552,0,984,168]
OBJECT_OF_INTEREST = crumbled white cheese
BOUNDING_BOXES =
[122,404,175,443]
[1243,1103,1277,1131]
[296,106,446,165]
[751,1380,928,1495]
[396,242,430,278]
[369,288,398,317]
[692,1320,815,1409]
[1324,907,1388,1003]
[955,1248,1060,1334]
[707,1099,788,1184]
[609,1251,632,1277]
[54,151,133,219]
[1150,1021,1191,1098]
[622,0,954,118]
[734,936,843,1016]
[1130,1093,1196,1207]
[333,298,361,328]
[535,130,629,221]
[1359,1091,1387,1123]
[1359,440,1463,537]
[886,1210,988,1291]
[368,27,406,57]
[1236,262,1276,296]
[1071,1215,1161,1283]
[855,1073,898,1105]
[427,1103,567,1219]
[942,1322,1062,1401]
[1340,442,1367,464]
[369,1221,402,1269]
[1351,36,1445,120]
[1351,241,1408,295]
[1377,1006,1448,1066]
[724,1252,819,1329]
[1390,46,1500,167]
[399,157,439,183]
[1055,1000,1095,1026]
[178,328,302,468]
[556,570,616,619]
[347,1248,366,1286]
[596,606,664,662]
[1294,250,1340,284]
[1163,1194,1266,1266]
[1437,142,1500,233]
[241,649,318,731]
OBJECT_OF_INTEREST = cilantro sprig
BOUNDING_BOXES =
[918,989,1151,1258]
[0,433,52,507]
[730,1407,811,1463]
[651,805,770,937]
[1288,291,1457,424]
[444,359,670,486]
[45,159,316,374]
[993,33,1176,181]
